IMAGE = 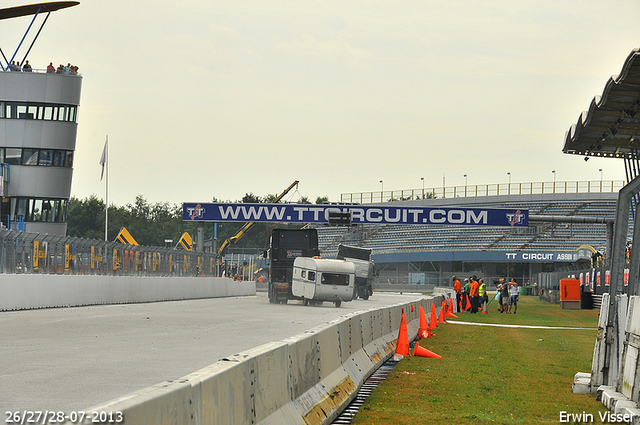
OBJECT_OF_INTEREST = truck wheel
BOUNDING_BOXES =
[334,300,342,308]
[362,288,372,301]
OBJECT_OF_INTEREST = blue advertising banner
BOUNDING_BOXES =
[374,246,594,264]
[182,203,528,227]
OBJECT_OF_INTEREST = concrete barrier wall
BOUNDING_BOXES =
[74,295,444,425]
[0,275,256,311]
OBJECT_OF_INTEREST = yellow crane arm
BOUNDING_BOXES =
[217,180,299,263]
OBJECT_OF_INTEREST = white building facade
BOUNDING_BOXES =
[0,70,82,235]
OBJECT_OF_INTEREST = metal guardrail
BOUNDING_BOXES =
[0,229,216,276]
[2,67,82,76]
[340,180,624,204]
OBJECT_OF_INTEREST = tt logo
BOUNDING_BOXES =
[506,210,524,226]
[187,204,205,220]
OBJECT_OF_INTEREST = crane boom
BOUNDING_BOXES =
[217,180,299,263]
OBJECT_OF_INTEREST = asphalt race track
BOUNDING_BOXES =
[1,292,424,412]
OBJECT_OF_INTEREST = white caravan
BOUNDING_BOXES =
[292,257,355,307]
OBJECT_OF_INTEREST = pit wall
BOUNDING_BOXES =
[75,294,445,425]
[0,275,255,311]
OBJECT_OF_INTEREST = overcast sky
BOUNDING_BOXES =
[4,0,640,206]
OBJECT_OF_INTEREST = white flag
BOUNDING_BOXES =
[99,139,107,181]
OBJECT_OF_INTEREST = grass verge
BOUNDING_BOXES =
[352,296,607,425]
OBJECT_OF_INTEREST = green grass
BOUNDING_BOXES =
[452,295,600,328]
[352,297,607,425]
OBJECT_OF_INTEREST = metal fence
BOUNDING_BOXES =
[340,180,624,204]
[0,229,218,277]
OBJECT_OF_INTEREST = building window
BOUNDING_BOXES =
[11,197,67,223]
[39,149,53,166]
[65,151,73,167]
[22,148,39,165]
[0,101,77,123]
[52,150,65,167]
[0,148,74,168]
[5,148,21,165]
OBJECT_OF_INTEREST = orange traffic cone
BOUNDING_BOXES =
[411,305,414,312]
[438,301,447,323]
[418,306,432,339]
[413,341,442,359]
[394,311,410,360]
[430,304,438,329]
[446,298,458,319]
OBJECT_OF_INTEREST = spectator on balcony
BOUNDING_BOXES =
[46,62,55,73]
[22,61,31,72]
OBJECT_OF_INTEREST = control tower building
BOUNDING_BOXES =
[0,1,81,235]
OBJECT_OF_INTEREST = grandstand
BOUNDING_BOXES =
[313,191,623,285]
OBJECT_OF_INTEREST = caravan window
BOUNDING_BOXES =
[308,271,316,281]
[320,273,349,286]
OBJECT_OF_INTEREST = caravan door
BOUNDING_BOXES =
[292,257,317,300]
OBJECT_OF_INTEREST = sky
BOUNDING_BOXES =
[3,0,640,207]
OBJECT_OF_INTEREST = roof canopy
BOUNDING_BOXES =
[563,48,640,160]
[0,2,78,21]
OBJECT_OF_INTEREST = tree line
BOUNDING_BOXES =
[66,194,330,250]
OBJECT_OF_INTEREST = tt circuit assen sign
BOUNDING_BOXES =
[503,246,595,262]
[183,203,528,227]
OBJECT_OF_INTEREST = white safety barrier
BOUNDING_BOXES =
[71,295,443,425]
[0,275,255,311]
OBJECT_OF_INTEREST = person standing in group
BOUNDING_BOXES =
[463,278,471,311]
[500,277,510,313]
[496,278,506,313]
[478,278,487,313]
[469,276,480,313]
[508,278,519,314]
[452,275,462,312]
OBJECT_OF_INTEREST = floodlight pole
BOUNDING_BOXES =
[464,174,468,197]
[104,136,108,241]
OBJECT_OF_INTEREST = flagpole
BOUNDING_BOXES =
[105,135,109,241]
